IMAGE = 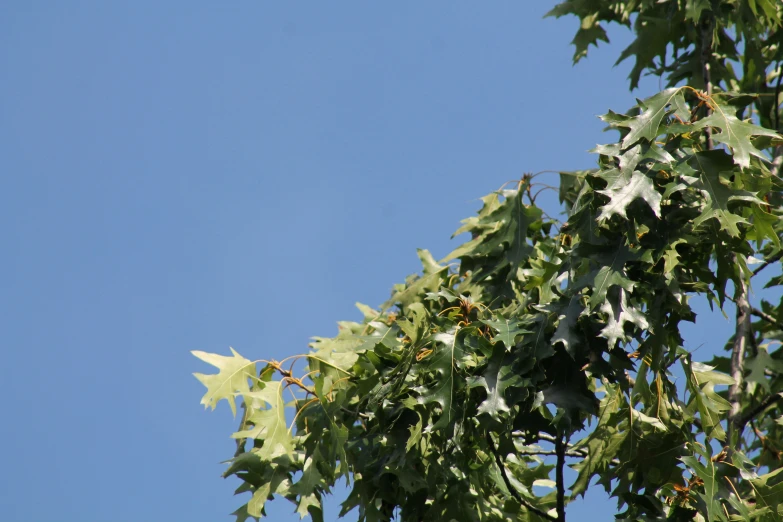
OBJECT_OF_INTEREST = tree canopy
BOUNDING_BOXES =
[195,2,783,520]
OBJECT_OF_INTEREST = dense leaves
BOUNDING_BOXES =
[197,2,783,521]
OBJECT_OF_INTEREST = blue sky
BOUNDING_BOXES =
[1,2,764,521]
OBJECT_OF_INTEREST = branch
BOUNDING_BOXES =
[736,393,783,433]
[772,146,783,180]
[517,431,621,465]
[751,307,783,331]
[555,434,567,522]
[700,12,714,149]
[774,61,782,132]
[486,433,557,522]
[728,269,751,449]
[515,448,588,459]
[753,251,783,277]
[533,432,558,444]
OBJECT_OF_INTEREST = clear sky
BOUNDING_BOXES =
[1,2,765,521]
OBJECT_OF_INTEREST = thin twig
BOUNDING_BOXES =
[486,433,557,522]
[555,434,567,522]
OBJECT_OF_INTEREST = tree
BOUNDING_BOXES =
[194,2,783,520]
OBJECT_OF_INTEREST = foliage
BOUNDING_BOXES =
[196,2,783,521]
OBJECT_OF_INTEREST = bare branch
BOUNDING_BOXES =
[516,431,621,465]
[486,433,557,522]
[728,269,751,449]
[775,61,782,132]
[736,393,783,433]
[771,147,783,179]
[753,251,783,277]
[515,448,587,458]
[751,307,783,331]
[700,13,714,149]
[555,434,567,522]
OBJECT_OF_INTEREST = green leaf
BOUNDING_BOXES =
[296,493,322,521]
[630,408,667,431]
[615,17,676,90]
[233,381,294,459]
[597,171,662,222]
[246,464,292,517]
[587,244,639,309]
[685,0,711,21]
[682,448,725,522]
[193,348,255,416]
[470,343,518,419]
[745,347,783,393]
[570,385,625,497]
[483,318,532,349]
[415,329,465,430]
[694,105,781,169]
[405,413,423,453]
[570,19,609,64]
[750,467,783,517]
[293,456,324,496]
[385,266,448,309]
[617,88,684,148]
[750,206,781,249]
[691,362,736,387]
[552,298,583,357]
[417,248,443,275]
[443,187,541,275]
[683,357,732,441]
[599,287,649,348]
[546,7,610,63]
[689,151,756,237]
[662,238,687,274]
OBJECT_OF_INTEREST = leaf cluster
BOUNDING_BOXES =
[196,3,783,521]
